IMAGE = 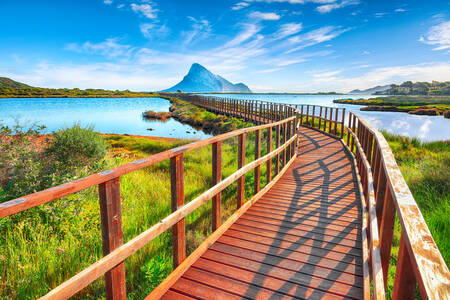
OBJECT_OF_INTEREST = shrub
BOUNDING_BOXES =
[45,124,107,180]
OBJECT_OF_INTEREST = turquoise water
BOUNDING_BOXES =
[205,94,450,141]
[1,95,448,141]
[0,97,211,139]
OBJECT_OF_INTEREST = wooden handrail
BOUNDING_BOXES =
[346,112,450,300]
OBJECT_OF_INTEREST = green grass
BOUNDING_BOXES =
[0,102,287,299]
[380,131,449,298]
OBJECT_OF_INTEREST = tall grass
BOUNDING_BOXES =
[380,130,449,298]
[0,112,284,298]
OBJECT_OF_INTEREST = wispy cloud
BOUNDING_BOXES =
[140,23,169,39]
[224,23,261,47]
[232,2,250,10]
[395,8,406,13]
[182,17,212,46]
[65,38,133,59]
[130,3,158,19]
[286,26,350,53]
[249,11,281,20]
[273,22,303,39]
[419,21,450,51]
[316,0,359,13]
[103,0,113,5]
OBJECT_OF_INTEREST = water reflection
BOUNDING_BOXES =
[206,94,449,141]
[0,97,211,139]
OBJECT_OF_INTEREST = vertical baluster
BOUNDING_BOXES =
[212,142,222,231]
[324,107,328,132]
[99,178,126,300]
[351,114,357,152]
[333,108,338,135]
[347,112,352,146]
[341,108,345,138]
[254,129,261,194]
[379,185,396,288]
[267,126,272,184]
[318,106,323,130]
[237,133,246,208]
[328,108,333,133]
[392,234,417,300]
[306,105,309,126]
[283,122,287,166]
[312,106,316,128]
[300,105,304,125]
[170,154,185,268]
[276,125,280,174]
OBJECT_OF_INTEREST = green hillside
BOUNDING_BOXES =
[0,77,32,89]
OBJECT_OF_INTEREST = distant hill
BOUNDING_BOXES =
[164,63,252,93]
[0,77,32,89]
[375,81,450,95]
[348,85,390,95]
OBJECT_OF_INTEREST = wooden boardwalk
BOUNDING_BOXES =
[162,126,363,300]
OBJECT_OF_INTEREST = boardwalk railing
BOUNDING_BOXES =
[0,112,298,299]
[1,94,448,299]
[169,94,449,299]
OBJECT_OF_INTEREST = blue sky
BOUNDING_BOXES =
[0,0,449,92]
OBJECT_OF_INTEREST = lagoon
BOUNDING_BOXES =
[1,95,448,141]
[0,97,211,139]
[206,94,450,141]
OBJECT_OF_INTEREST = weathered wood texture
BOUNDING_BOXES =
[160,127,365,300]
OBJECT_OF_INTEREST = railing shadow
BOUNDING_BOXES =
[242,127,363,299]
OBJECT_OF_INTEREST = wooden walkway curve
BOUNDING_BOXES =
[162,127,364,300]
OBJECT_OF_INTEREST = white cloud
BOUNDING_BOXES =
[374,12,387,18]
[130,3,158,19]
[139,23,169,39]
[65,38,133,59]
[249,11,281,20]
[274,22,302,39]
[286,26,350,53]
[182,17,212,46]
[316,0,359,13]
[103,0,113,4]
[418,119,432,138]
[232,2,250,10]
[117,4,125,9]
[395,8,406,13]
[256,67,282,73]
[419,21,450,51]
[224,23,261,48]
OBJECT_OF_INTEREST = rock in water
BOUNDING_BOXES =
[164,63,251,93]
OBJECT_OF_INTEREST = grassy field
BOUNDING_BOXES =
[0,104,279,299]
[334,96,450,116]
[0,98,447,299]
[381,132,449,297]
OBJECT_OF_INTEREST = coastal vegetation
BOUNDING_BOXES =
[0,77,157,98]
[334,96,450,117]
[374,80,450,95]
[0,96,448,299]
[381,131,449,296]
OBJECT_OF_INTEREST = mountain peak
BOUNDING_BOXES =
[164,64,251,93]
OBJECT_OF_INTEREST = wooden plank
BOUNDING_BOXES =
[98,178,126,300]
[171,154,186,268]
[212,141,222,231]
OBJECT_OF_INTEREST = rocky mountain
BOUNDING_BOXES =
[349,85,390,94]
[164,63,251,93]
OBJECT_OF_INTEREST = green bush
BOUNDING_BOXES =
[45,124,107,180]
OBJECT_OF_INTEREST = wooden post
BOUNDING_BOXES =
[311,106,315,128]
[300,105,304,125]
[328,108,333,133]
[266,126,272,184]
[275,125,280,174]
[341,108,345,138]
[318,106,323,130]
[170,154,185,268]
[283,122,287,166]
[212,141,222,231]
[99,178,126,300]
[254,129,261,194]
[347,112,352,146]
[351,114,357,152]
[379,186,396,288]
[237,133,246,208]
[306,105,309,126]
[392,234,417,300]
[333,108,338,135]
